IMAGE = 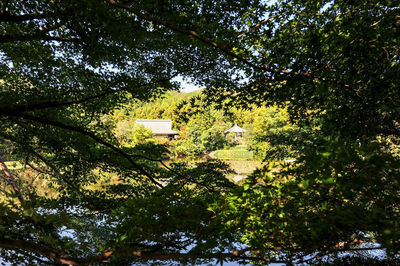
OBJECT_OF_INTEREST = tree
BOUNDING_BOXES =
[207,0,400,263]
[129,124,154,146]
[0,0,399,265]
[249,105,297,160]
[248,105,323,161]
[175,108,229,156]
[0,0,259,264]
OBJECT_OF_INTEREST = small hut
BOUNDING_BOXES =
[224,124,248,141]
[135,119,179,139]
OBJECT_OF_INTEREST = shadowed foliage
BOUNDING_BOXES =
[0,0,399,264]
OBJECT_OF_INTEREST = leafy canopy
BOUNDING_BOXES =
[0,0,399,265]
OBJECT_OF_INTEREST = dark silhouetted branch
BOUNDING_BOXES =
[0,12,54,22]
[0,33,81,43]
[0,74,178,114]
[2,112,163,188]
[107,0,315,78]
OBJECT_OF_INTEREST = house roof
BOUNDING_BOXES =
[135,119,178,135]
[224,124,248,134]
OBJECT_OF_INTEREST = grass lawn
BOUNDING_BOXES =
[214,145,254,160]
[227,160,264,175]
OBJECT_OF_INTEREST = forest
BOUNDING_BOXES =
[0,0,399,265]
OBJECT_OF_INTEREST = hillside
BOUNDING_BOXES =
[104,90,317,160]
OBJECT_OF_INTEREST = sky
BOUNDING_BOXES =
[172,0,280,93]
[173,76,202,92]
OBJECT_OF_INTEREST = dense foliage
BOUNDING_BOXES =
[0,0,398,265]
[106,91,305,159]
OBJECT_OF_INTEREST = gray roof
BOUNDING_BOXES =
[135,119,178,135]
[224,124,248,134]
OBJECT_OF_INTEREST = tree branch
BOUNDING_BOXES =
[129,152,217,192]
[0,233,384,265]
[2,112,164,188]
[0,155,25,203]
[107,0,314,78]
[0,74,178,114]
[26,149,80,190]
[128,250,284,262]
[0,132,79,191]
[0,236,286,265]
[0,90,116,114]
[0,12,55,22]
[0,237,112,265]
[237,12,286,39]
[0,33,81,44]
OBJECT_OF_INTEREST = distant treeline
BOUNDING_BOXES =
[103,90,322,160]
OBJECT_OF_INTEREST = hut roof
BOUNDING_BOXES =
[224,124,248,134]
[135,119,178,135]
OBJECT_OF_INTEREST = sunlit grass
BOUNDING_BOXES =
[214,145,254,160]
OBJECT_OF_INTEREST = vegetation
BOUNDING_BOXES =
[106,91,303,159]
[0,0,398,265]
[214,145,254,161]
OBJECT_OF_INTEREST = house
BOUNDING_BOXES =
[224,124,248,141]
[135,119,179,139]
